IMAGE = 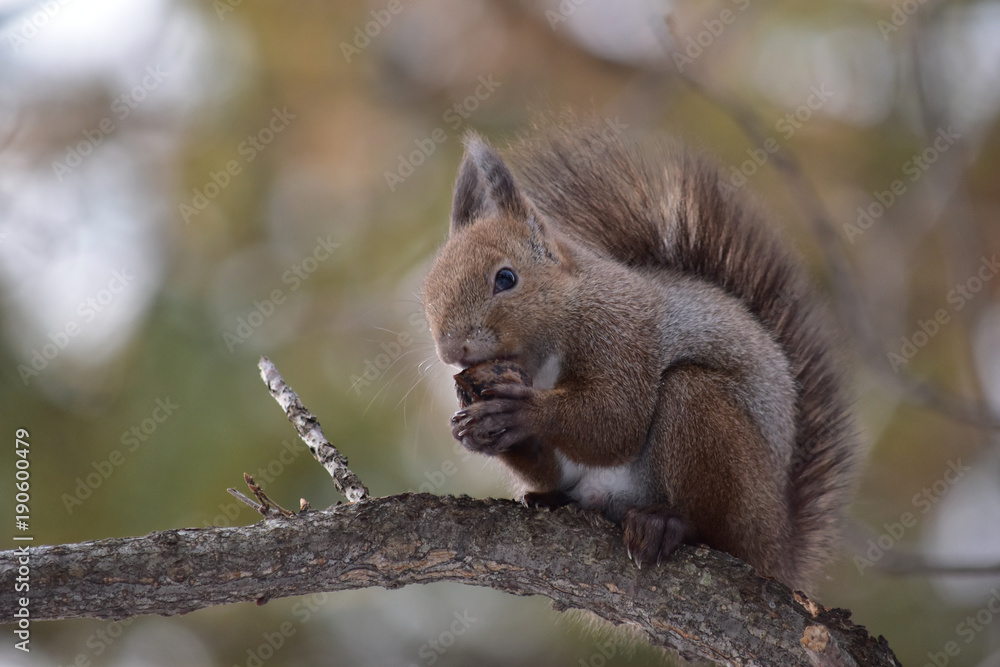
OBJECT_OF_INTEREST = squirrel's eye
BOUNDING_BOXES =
[493,268,517,294]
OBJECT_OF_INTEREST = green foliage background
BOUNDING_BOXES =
[2,0,1000,665]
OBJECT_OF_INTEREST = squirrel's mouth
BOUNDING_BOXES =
[454,353,558,390]
[455,353,520,372]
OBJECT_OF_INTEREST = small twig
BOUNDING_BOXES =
[257,356,370,503]
[227,487,265,515]
[244,473,295,518]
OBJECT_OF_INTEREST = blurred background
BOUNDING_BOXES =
[1,0,999,664]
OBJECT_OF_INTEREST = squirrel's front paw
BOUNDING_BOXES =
[450,383,535,455]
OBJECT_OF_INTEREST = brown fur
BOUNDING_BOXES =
[646,363,792,579]
[422,119,859,594]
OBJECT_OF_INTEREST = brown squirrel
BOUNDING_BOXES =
[421,120,859,594]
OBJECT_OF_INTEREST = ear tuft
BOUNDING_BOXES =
[450,132,530,234]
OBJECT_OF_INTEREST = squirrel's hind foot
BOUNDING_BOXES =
[622,505,692,569]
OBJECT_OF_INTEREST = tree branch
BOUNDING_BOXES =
[0,359,899,665]
[257,355,368,503]
[0,494,897,665]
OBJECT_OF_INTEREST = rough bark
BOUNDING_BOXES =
[257,356,368,503]
[1,357,899,664]
[1,493,897,666]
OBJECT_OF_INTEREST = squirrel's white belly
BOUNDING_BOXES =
[555,451,640,510]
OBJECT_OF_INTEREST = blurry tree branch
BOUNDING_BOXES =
[873,551,1000,577]
[1,495,898,666]
[0,358,900,666]
[673,67,1000,433]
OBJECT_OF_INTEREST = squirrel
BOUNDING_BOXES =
[421,119,859,594]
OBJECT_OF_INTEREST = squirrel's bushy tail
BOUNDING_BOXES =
[511,120,859,590]
[666,159,859,590]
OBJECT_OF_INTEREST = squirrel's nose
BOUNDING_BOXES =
[436,337,468,366]
[437,336,491,368]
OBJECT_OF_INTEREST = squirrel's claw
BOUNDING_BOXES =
[621,504,691,569]
[450,389,535,456]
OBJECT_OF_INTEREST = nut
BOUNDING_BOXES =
[454,360,531,408]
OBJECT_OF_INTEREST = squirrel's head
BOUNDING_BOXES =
[422,133,571,373]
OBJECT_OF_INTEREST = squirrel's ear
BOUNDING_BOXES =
[450,133,530,234]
